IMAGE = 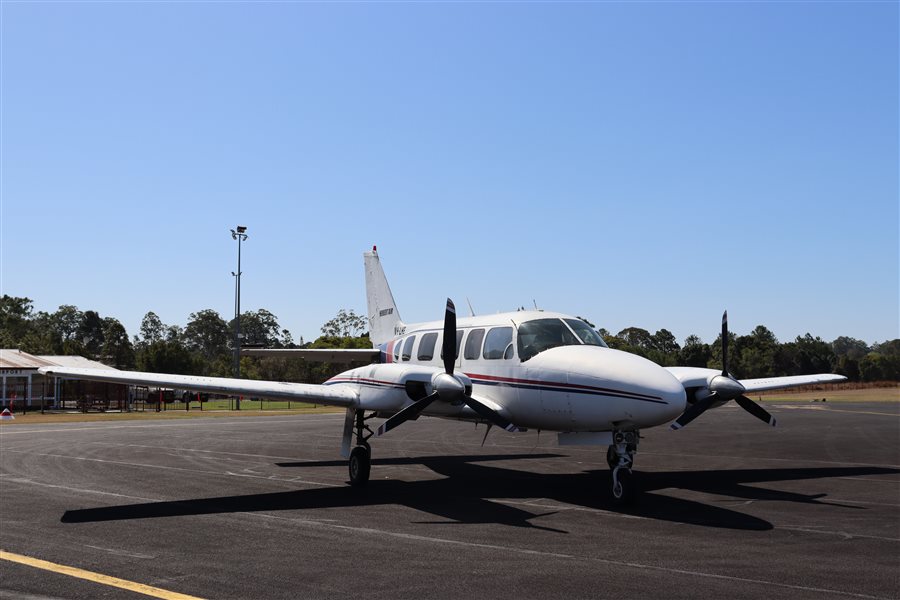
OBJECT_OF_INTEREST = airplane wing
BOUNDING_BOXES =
[665,367,846,392]
[36,366,359,407]
[241,348,380,363]
[737,374,848,393]
[665,366,846,429]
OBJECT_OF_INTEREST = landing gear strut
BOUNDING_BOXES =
[349,410,375,487]
[608,430,638,505]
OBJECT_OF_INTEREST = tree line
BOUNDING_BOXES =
[1,295,897,383]
[596,324,898,381]
[0,295,369,384]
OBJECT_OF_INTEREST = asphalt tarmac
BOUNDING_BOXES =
[1,401,898,600]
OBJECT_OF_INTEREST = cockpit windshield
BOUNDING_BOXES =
[564,319,609,348]
[516,318,607,361]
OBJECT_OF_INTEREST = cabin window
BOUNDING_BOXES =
[564,319,608,348]
[402,335,416,361]
[418,332,438,361]
[517,318,581,362]
[393,340,401,362]
[464,328,485,360]
[483,327,514,360]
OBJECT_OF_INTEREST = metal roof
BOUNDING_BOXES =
[38,355,118,370]
[0,350,58,370]
[0,350,118,372]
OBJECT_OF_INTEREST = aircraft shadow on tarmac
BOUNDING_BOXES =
[60,454,899,533]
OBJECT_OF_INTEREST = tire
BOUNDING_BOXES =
[611,468,637,505]
[349,446,371,487]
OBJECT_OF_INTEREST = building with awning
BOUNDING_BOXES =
[0,349,123,409]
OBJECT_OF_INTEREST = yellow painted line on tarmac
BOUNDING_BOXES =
[0,550,205,600]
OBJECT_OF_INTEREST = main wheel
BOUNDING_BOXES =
[349,446,371,487]
[611,468,636,505]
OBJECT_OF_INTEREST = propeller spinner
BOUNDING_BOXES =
[671,311,777,430]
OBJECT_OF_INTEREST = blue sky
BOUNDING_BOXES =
[1,1,897,348]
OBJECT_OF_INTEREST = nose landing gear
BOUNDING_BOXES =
[607,430,638,505]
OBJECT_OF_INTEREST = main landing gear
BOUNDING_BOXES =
[607,430,639,505]
[349,410,375,487]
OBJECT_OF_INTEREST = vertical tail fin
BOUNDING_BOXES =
[364,246,403,347]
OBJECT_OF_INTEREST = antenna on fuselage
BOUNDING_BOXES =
[466,297,476,317]
[533,299,539,310]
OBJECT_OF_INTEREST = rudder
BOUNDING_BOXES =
[364,246,403,347]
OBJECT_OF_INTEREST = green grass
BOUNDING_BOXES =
[178,399,320,411]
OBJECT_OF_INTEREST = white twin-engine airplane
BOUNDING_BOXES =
[38,247,846,504]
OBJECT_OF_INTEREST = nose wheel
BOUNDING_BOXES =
[608,430,638,505]
[611,466,635,504]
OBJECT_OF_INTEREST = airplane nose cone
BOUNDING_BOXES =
[528,346,687,427]
[591,349,687,416]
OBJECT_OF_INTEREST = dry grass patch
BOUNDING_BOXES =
[756,386,898,403]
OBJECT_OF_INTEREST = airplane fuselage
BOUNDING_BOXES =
[326,310,687,432]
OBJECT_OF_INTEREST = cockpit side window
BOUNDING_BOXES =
[564,319,609,348]
[516,318,581,362]
[483,327,514,360]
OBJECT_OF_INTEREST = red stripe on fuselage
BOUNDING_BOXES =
[464,372,662,401]
[325,376,403,388]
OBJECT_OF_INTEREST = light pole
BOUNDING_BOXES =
[231,225,248,410]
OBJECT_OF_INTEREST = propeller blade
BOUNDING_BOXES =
[670,393,719,430]
[375,392,440,437]
[464,397,521,432]
[735,395,777,427]
[721,310,728,376]
[443,299,457,376]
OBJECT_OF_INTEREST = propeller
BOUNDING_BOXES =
[376,299,520,437]
[671,311,777,430]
